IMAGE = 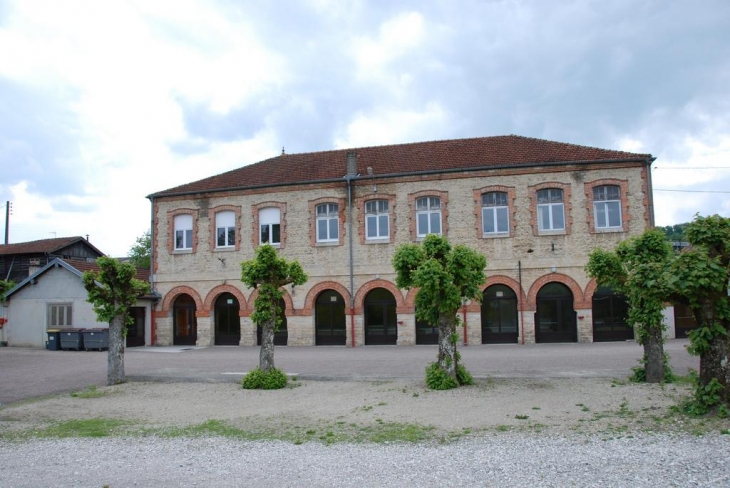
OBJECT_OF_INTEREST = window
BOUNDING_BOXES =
[215,211,235,248]
[416,197,441,237]
[174,214,193,250]
[259,207,281,245]
[365,200,389,239]
[49,304,72,327]
[593,185,622,229]
[482,192,509,234]
[316,203,339,242]
[537,189,565,231]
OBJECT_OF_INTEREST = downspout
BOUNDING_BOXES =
[518,260,525,345]
[345,152,358,347]
[149,196,156,346]
[645,157,656,227]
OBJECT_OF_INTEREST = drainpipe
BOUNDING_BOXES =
[645,157,656,227]
[149,196,156,346]
[518,260,525,345]
[345,152,358,347]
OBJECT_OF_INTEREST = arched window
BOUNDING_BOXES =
[536,189,565,231]
[416,197,441,237]
[215,211,235,248]
[593,185,622,229]
[174,214,193,250]
[481,192,509,235]
[365,200,389,239]
[316,203,339,242]
[259,207,281,245]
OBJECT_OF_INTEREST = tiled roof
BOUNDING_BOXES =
[0,236,104,256]
[64,259,150,282]
[150,135,653,198]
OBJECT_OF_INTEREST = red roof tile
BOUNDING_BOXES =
[150,135,653,197]
[63,259,150,282]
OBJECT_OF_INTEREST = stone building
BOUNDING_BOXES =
[147,135,655,348]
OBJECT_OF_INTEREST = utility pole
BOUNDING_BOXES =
[4,201,10,245]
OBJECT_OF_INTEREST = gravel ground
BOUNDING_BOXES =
[1,378,729,487]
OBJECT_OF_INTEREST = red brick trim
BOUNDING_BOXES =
[246,288,297,316]
[251,201,287,249]
[404,287,419,312]
[153,200,160,274]
[584,179,630,234]
[166,208,199,254]
[584,278,600,303]
[302,281,353,316]
[160,286,204,316]
[640,165,652,227]
[202,284,248,316]
[309,197,346,247]
[408,190,449,241]
[525,273,588,310]
[353,279,406,314]
[208,205,242,251]
[471,275,523,312]
[355,193,397,244]
[472,185,517,239]
[528,182,572,236]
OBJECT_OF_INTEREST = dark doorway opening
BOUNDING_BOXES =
[257,298,288,346]
[364,288,397,345]
[315,290,347,345]
[215,293,241,346]
[481,284,519,344]
[535,283,576,343]
[173,294,197,346]
[592,287,632,342]
[126,307,145,347]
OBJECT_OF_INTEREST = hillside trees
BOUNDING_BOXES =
[127,230,151,269]
[392,234,486,389]
[83,257,150,385]
[240,244,307,389]
[586,229,674,383]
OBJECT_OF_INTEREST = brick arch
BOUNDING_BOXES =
[203,285,248,317]
[354,279,405,314]
[471,275,524,312]
[584,278,599,303]
[525,273,587,310]
[404,287,420,312]
[303,281,352,316]
[246,288,295,315]
[160,286,204,316]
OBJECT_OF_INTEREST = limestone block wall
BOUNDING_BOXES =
[151,162,650,347]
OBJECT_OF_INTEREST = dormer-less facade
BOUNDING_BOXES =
[148,136,655,348]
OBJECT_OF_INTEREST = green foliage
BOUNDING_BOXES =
[0,279,15,301]
[83,257,150,325]
[687,323,728,356]
[456,364,474,386]
[242,367,288,390]
[679,373,729,417]
[425,362,458,390]
[127,230,151,269]
[241,244,308,328]
[660,223,689,242]
[630,354,675,383]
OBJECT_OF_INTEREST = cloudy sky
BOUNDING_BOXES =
[1,0,729,257]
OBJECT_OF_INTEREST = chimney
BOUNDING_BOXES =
[346,152,357,177]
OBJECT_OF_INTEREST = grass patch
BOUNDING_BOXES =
[70,385,107,399]
[37,418,131,438]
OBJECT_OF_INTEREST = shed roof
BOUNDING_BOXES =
[0,236,104,257]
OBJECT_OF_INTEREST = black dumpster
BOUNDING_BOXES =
[60,328,85,350]
[83,328,109,350]
[46,328,61,351]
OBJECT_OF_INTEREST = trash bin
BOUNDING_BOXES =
[59,328,85,350]
[46,328,61,351]
[83,328,109,351]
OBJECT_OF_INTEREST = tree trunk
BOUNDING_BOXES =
[699,332,730,407]
[259,307,276,373]
[437,312,458,382]
[107,312,126,385]
[644,325,665,383]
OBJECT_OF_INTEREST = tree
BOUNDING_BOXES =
[661,223,689,242]
[241,244,307,386]
[128,230,151,269]
[0,280,15,301]
[586,229,674,383]
[665,214,730,413]
[392,234,486,389]
[83,257,150,385]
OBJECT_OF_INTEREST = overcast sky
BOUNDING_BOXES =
[1,0,729,257]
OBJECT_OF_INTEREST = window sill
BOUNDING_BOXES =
[593,227,625,234]
[315,241,341,247]
[365,238,391,244]
[481,233,510,239]
[172,249,193,254]
[537,230,567,236]
[214,247,237,252]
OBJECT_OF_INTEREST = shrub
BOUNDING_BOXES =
[242,367,288,390]
[425,362,474,390]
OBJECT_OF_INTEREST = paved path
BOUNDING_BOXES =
[0,340,698,405]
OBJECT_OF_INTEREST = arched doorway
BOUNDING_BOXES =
[535,283,576,343]
[214,293,240,346]
[257,298,288,346]
[592,286,632,342]
[482,284,518,344]
[173,294,197,346]
[315,290,346,345]
[364,288,397,345]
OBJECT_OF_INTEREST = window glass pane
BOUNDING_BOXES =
[317,204,327,216]
[430,212,441,234]
[227,228,235,245]
[550,189,563,202]
[595,203,607,228]
[593,186,605,201]
[272,224,280,243]
[366,201,376,214]
[329,203,338,214]
[483,208,495,233]
[317,220,327,240]
[607,201,621,227]
[378,215,389,237]
[378,200,388,213]
[416,197,428,210]
[51,307,57,326]
[328,218,338,239]
[216,211,235,228]
[430,198,440,210]
[218,228,227,246]
[537,189,549,203]
[175,230,184,249]
[261,225,270,243]
[66,306,72,326]
[366,215,377,237]
[185,230,192,247]
[553,204,565,229]
[417,213,428,235]
[538,205,550,230]
[496,207,509,232]
[607,186,620,200]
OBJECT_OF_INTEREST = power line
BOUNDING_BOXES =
[654,167,730,170]
[654,189,730,194]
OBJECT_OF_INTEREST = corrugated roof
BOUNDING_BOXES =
[0,236,104,256]
[150,135,653,198]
